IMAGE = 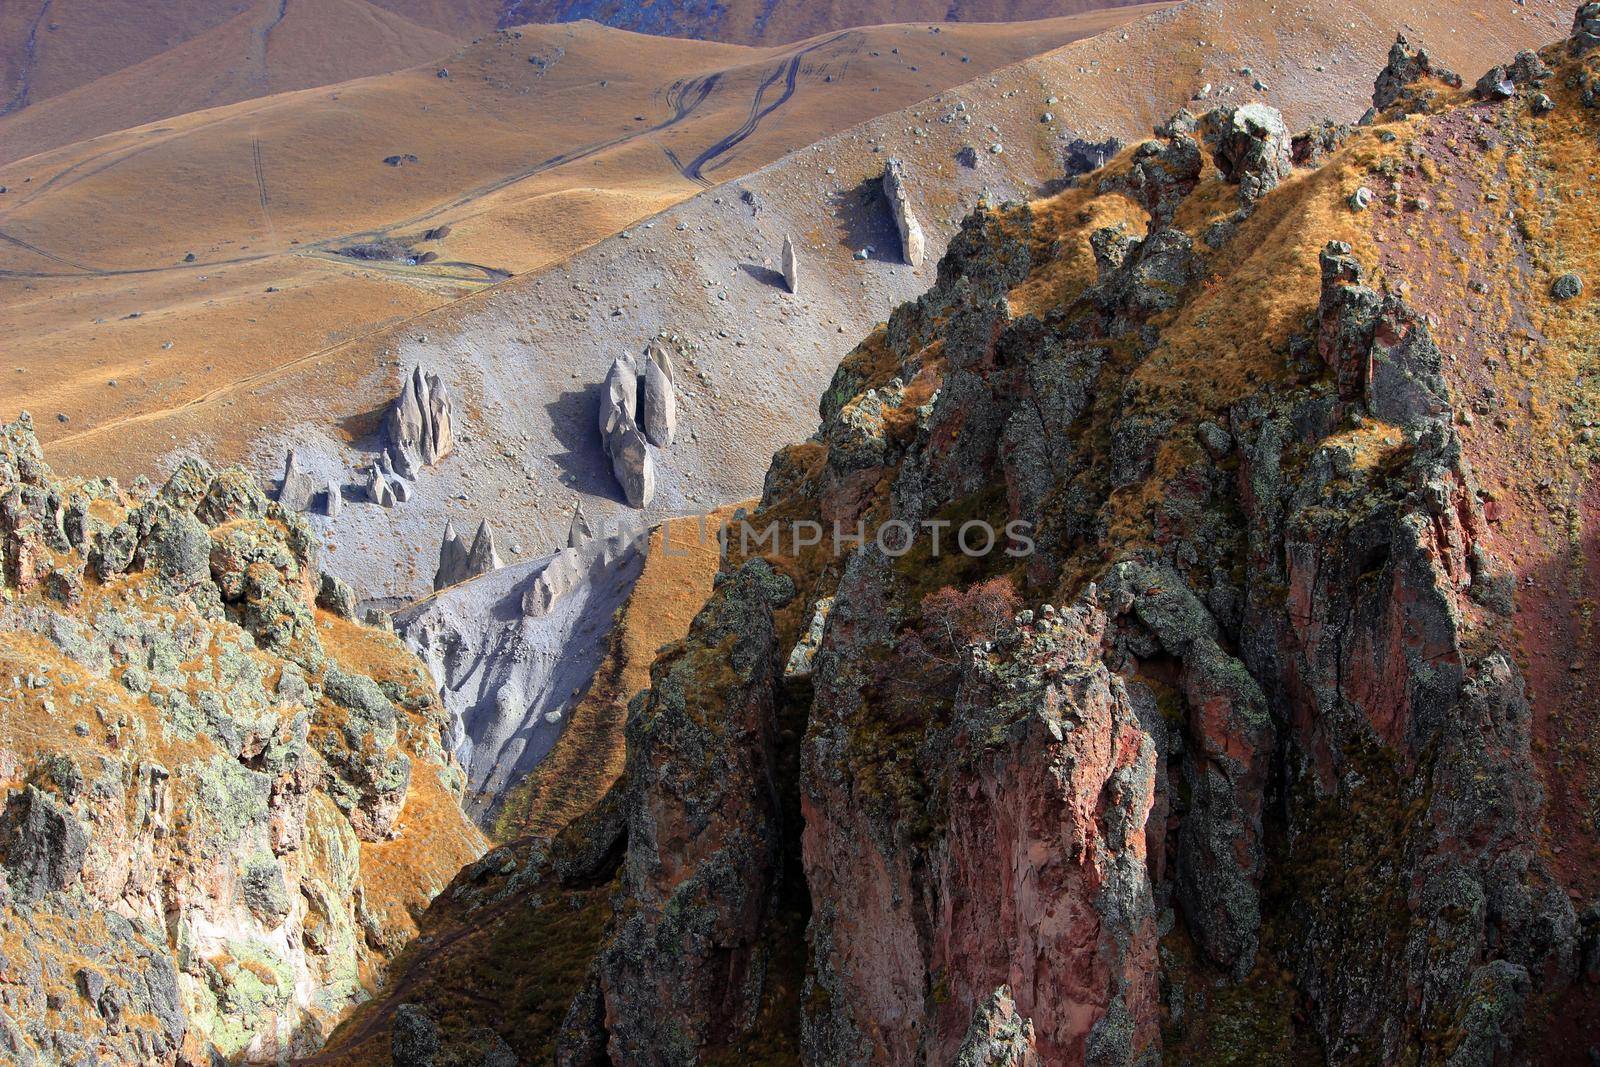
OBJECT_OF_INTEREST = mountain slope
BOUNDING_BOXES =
[311,9,1600,1063]
[0,0,462,164]
[21,0,1555,614]
[0,8,1158,533]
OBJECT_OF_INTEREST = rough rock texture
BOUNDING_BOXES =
[399,527,646,823]
[320,20,1600,1066]
[882,157,926,267]
[1369,34,1463,119]
[598,354,659,508]
[1203,102,1293,208]
[0,416,483,1064]
[385,366,455,478]
[783,233,800,295]
[641,342,677,449]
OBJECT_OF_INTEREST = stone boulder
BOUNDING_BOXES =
[605,416,655,509]
[597,352,659,508]
[364,463,397,508]
[640,343,676,448]
[597,355,638,441]
[1369,34,1462,119]
[276,449,318,512]
[782,234,799,294]
[882,158,926,267]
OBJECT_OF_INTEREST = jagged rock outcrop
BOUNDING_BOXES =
[641,343,677,448]
[882,158,926,267]
[435,520,469,590]
[1203,102,1293,208]
[398,526,647,821]
[276,448,318,512]
[1368,33,1462,120]
[320,20,1600,1066]
[385,366,455,478]
[0,414,482,1064]
[782,233,800,294]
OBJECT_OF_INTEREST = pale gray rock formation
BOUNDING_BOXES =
[606,417,656,509]
[882,158,926,267]
[385,366,455,477]
[782,234,800,294]
[524,526,641,618]
[325,479,342,517]
[434,519,502,590]
[598,355,639,440]
[435,521,470,590]
[466,519,503,577]
[785,595,834,679]
[641,342,677,448]
[276,449,318,511]
[364,463,397,507]
[597,351,658,508]
[377,452,411,503]
[568,501,595,548]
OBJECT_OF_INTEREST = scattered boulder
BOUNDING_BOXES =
[882,158,926,267]
[385,367,455,478]
[1475,66,1515,100]
[325,479,342,517]
[607,419,655,509]
[1575,2,1600,55]
[1348,186,1373,212]
[598,355,638,441]
[1553,272,1585,300]
[317,572,359,619]
[641,343,677,448]
[276,450,318,512]
[782,234,799,295]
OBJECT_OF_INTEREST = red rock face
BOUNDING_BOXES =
[801,602,1160,1065]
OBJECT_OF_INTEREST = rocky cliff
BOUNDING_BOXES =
[0,416,484,1064]
[319,11,1600,1065]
